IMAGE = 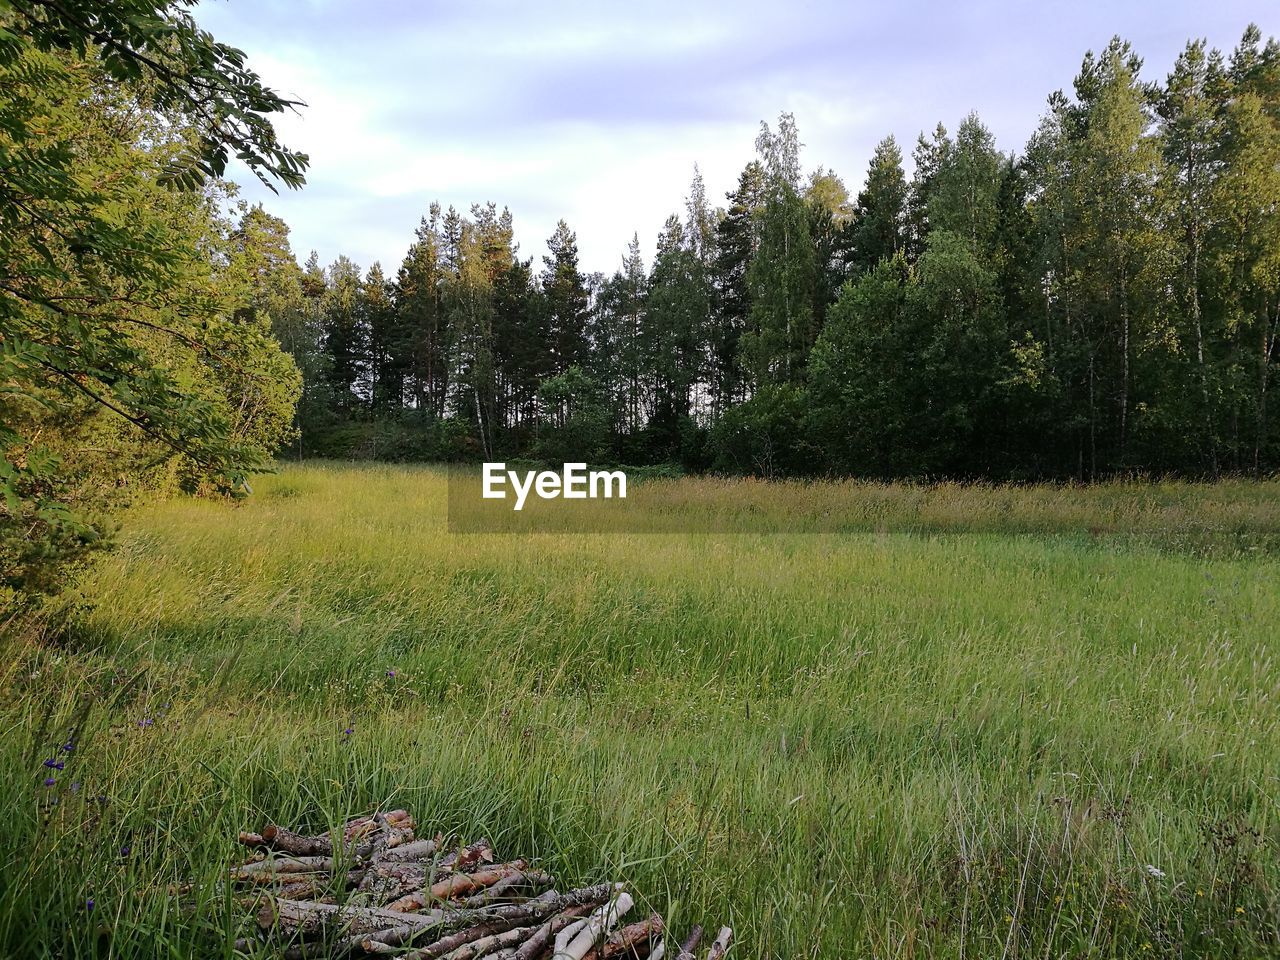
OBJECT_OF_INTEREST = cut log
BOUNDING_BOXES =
[458,869,555,908]
[420,922,541,960]
[704,926,732,960]
[381,836,445,863]
[351,885,613,952]
[232,855,334,880]
[554,918,590,957]
[429,860,529,900]
[582,913,664,960]
[674,925,702,960]
[561,892,635,960]
[438,839,495,871]
[510,904,598,960]
[260,826,334,858]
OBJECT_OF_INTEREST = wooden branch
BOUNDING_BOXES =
[429,860,529,900]
[458,869,555,908]
[510,904,598,960]
[381,836,445,863]
[554,918,591,958]
[351,886,613,952]
[561,892,635,960]
[582,913,665,960]
[366,915,529,959]
[232,855,333,880]
[260,826,333,858]
[704,927,732,960]
[674,925,703,960]
[420,922,541,960]
[257,896,444,940]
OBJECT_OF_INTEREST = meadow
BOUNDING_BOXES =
[2,462,1279,958]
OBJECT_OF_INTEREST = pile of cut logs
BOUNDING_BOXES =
[231,808,732,960]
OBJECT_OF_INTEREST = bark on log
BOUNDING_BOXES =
[428,860,529,900]
[561,892,635,960]
[510,904,598,960]
[357,860,432,901]
[381,836,444,863]
[421,922,541,960]
[232,855,334,880]
[582,913,664,960]
[261,826,334,858]
[365,914,530,959]
[458,869,554,908]
[438,839,495,871]
[258,896,444,940]
[277,877,339,901]
[350,885,612,952]
[674,925,702,960]
[704,927,732,960]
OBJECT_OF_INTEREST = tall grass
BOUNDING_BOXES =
[1,463,1278,958]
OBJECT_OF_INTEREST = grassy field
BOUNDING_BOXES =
[3,463,1280,958]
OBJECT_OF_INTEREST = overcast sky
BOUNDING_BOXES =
[195,0,1276,278]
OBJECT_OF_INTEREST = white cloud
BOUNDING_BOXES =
[201,0,1277,276]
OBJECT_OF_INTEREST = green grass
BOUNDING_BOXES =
[3,462,1279,958]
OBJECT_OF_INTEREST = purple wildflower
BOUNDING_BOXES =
[120,845,130,856]
[386,670,396,678]
[43,777,56,787]
[343,726,354,736]
[43,759,64,770]
[85,899,94,911]
[61,742,74,753]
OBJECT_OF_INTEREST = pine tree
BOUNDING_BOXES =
[907,123,950,258]
[848,136,908,274]
[541,220,590,374]
[395,208,449,418]
[709,161,765,415]
[362,263,398,411]
[645,215,705,449]
[320,256,368,411]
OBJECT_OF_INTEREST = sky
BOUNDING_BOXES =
[195,0,1277,278]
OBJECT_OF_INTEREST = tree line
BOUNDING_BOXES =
[264,27,1279,479]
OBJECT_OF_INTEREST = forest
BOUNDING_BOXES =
[267,30,1280,481]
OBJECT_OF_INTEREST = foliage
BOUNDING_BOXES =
[0,3,304,605]
[168,26,1280,487]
